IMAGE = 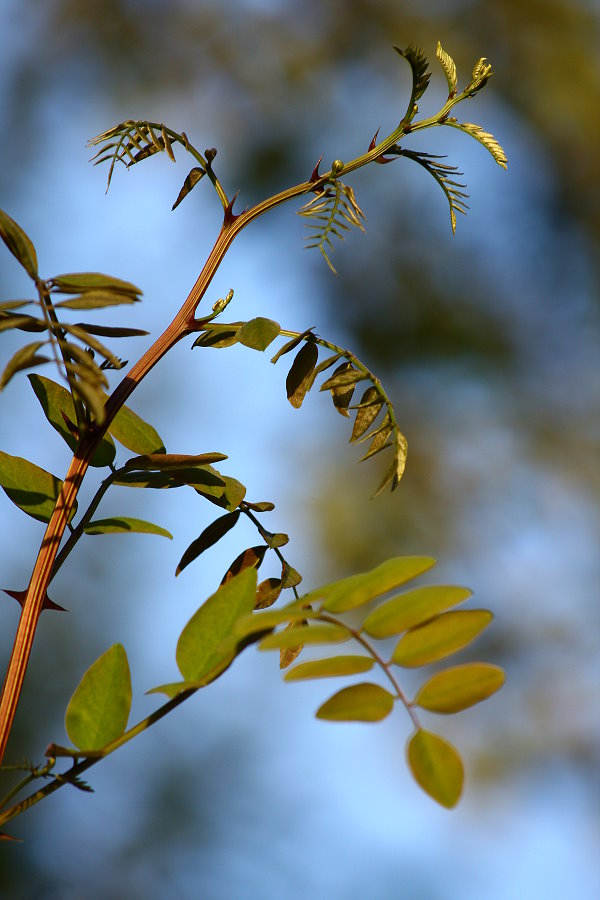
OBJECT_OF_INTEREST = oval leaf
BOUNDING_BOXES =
[108,403,166,454]
[176,510,240,576]
[221,544,267,585]
[237,317,280,351]
[407,729,464,808]
[29,374,116,468]
[52,272,142,296]
[286,339,319,408]
[319,556,436,613]
[0,450,77,523]
[255,576,283,610]
[392,610,493,667]
[316,682,394,722]
[258,623,349,651]
[83,517,172,538]
[414,663,505,713]
[65,644,131,751]
[362,585,472,638]
[0,208,38,279]
[284,654,374,681]
[176,568,258,682]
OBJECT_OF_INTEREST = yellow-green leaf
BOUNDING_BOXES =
[284,654,374,681]
[65,644,131,751]
[317,556,436,613]
[54,290,140,309]
[0,450,77,523]
[414,663,505,713]
[258,623,349,651]
[108,403,166,454]
[0,208,38,280]
[236,317,280,351]
[29,374,116,468]
[316,682,394,722]
[407,729,464,808]
[362,585,472,638]
[176,568,258,682]
[83,517,172,538]
[52,272,142,296]
[392,610,493,667]
[0,341,50,390]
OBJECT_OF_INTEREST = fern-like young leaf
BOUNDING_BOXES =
[298,180,366,274]
[400,150,469,234]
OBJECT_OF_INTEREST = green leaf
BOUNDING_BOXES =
[29,374,116,468]
[392,610,493,667]
[447,121,508,170]
[362,585,472,638]
[71,322,148,338]
[270,327,314,364]
[286,339,319,408]
[0,341,50,390]
[176,568,258,682]
[123,452,227,471]
[54,291,140,309]
[316,683,394,722]
[233,605,318,640]
[320,362,364,418]
[372,434,408,495]
[436,41,457,95]
[407,729,464,808]
[146,681,200,699]
[65,644,131,751]
[317,556,436,613]
[176,510,241,576]
[0,451,77,523]
[394,44,431,122]
[414,663,505,713]
[284,655,374,681]
[52,272,142,297]
[83,517,172,538]
[108,403,166,454]
[280,562,303,589]
[236,317,280,351]
[192,325,240,349]
[0,311,45,333]
[0,208,38,280]
[258,623,349,651]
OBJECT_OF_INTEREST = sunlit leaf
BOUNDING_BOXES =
[0,341,50,390]
[0,451,77,523]
[192,326,240,349]
[362,585,472,638]
[83,517,172,538]
[29,374,116,468]
[54,290,140,309]
[317,556,436,613]
[286,339,319,408]
[392,610,493,667]
[278,619,306,669]
[176,568,258,682]
[414,663,505,713]
[236,317,280,351]
[255,576,282,609]
[176,510,240,576]
[350,386,383,441]
[407,729,463,808]
[281,562,303,589]
[123,452,227,471]
[65,644,131,751]
[146,681,200,699]
[284,655,374,681]
[172,166,206,210]
[71,322,148,338]
[316,683,394,722]
[0,311,45,333]
[0,208,38,279]
[234,605,318,640]
[436,41,457,95]
[221,545,267,585]
[320,365,366,391]
[51,272,142,297]
[108,403,166,454]
[258,623,349,651]
[270,327,314,364]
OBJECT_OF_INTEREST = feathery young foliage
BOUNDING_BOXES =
[0,42,506,831]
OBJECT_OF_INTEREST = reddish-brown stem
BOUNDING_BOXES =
[0,171,326,765]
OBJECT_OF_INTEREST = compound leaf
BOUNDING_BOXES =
[316,683,394,722]
[65,644,131,751]
[362,585,472,638]
[407,729,463,808]
[392,610,493,667]
[414,663,505,713]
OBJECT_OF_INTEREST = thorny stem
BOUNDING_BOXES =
[0,106,451,767]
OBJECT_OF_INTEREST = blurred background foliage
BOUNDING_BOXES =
[1,0,599,897]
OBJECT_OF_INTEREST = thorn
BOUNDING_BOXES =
[368,128,381,151]
[309,154,325,184]
[4,588,67,613]
[223,191,241,226]
[60,410,80,441]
